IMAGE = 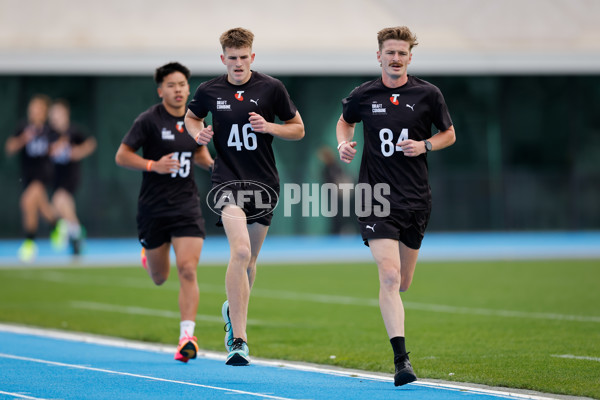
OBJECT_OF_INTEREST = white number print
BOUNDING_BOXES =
[379,128,408,157]
[170,151,192,178]
[227,123,258,151]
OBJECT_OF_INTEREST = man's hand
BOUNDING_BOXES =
[195,125,214,145]
[152,153,180,174]
[249,112,271,133]
[397,139,425,157]
[338,141,358,164]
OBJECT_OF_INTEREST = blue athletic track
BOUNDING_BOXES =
[0,324,567,400]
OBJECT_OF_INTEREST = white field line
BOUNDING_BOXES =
[0,324,562,400]
[401,302,600,323]
[69,301,286,327]
[70,301,219,321]
[15,270,600,323]
[0,353,297,400]
[551,354,600,362]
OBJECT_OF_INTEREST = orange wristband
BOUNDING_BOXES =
[146,160,153,172]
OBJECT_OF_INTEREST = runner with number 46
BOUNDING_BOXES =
[185,27,304,367]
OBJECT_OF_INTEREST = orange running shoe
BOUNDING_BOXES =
[141,248,148,270]
[174,335,198,363]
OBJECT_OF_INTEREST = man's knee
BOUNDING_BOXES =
[230,244,251,265]
[177,262,198,283]
[150,272,168,286]
[379,264,401,291]
[399,282,411,292]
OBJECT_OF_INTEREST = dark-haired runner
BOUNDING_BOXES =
[116,62,213,363]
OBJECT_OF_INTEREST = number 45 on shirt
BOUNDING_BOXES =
[170,152,192,178]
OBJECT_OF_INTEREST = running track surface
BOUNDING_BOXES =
[0,325,561,400]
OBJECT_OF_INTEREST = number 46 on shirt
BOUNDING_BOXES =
[228,123,258,151]
[380,128,408,157]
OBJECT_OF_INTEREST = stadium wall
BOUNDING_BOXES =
[1,74,599,238]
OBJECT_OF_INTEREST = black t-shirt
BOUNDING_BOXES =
[122,103,203,218]
[13,122,57,184]
[188,71,297,188]
[342,75,453,210]
[52,124,89,184]
[52,125,88,165]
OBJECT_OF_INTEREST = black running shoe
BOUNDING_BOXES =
[394,353,417,386]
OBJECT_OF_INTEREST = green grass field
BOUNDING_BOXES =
[1,259,599,398]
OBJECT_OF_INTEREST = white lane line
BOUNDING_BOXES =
[0,353,297,400]
[551,354,600,362]
[0,391,50,400]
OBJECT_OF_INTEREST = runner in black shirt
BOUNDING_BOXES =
[186,27,304,366]
[336,26,456,387]
[116,62,213,363]
[5,94,60,263]
[49,99,97,256]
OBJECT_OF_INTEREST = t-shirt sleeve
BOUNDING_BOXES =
[431,86,453,132]
[341,86,362,124]
[122,114,149,151]
[187,84,209,119]
[70,125,89,145]
[13,121,27,137]
[272,79,298,121]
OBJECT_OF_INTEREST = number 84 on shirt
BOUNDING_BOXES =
[380,127,408,157]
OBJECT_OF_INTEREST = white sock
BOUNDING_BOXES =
[67,222,81,239]
[180,320,195,340]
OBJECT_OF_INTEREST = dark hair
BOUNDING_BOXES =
[154,62,191,85]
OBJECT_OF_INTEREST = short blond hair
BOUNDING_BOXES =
[220,27,254,52]
[377,26,418,51]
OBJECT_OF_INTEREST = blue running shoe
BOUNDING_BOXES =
[226,338,250,366]
[222,300,234,351]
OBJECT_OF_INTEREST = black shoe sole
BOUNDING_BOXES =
[394,371,417,387]
[226,353,250,366]
[179,342,197,360]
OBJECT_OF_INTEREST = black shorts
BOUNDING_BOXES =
[137,213,206,249]
[358,208,431,250]
[209,182,279,227]
[21,158,53,189]
[53,164,80,194]
[22,169,53,190]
